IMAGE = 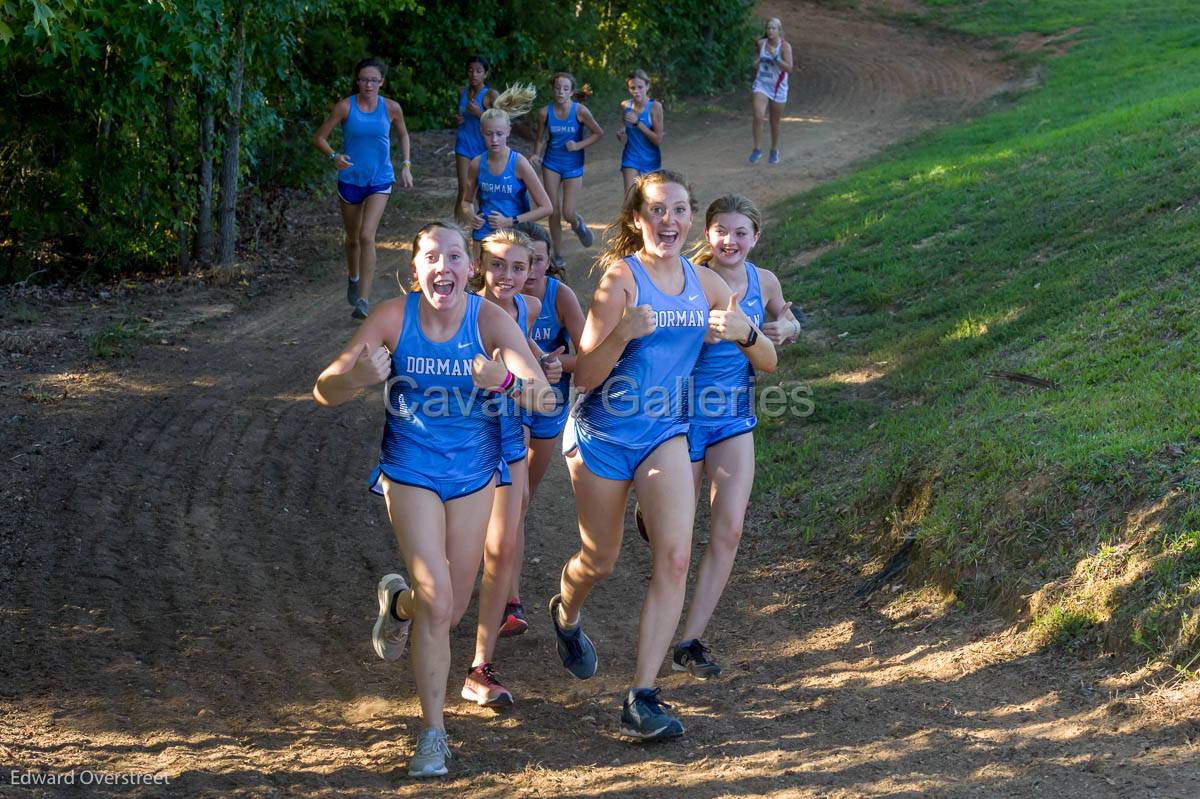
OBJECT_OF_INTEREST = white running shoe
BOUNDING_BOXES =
[408,728,451,777]
[371,573,411,661]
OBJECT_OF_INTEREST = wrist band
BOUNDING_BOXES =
[328,151,338,161]
[739,328,759,348]
[504,375,525,398]
[402,160,411,167]
[498,370,514,393]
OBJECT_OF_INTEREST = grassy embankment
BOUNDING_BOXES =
[755,0,1200,665]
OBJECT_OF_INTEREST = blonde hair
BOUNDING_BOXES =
[471,227,533,292]
[480,82,537,128]
[627,69,650,86]
[765,17,784,38]
[594,170,696,274]
[691,194,764,266]
[407,221,468,292]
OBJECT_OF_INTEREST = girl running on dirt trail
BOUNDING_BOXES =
[313,57,414,320]
[498,222,585,639]
[461,84,554,257]
[548,171,776,741]
[669,193,802,679]
[312,221,555,779]
[530,72,604,269]
[749,17,794,164]
[615,70,664,197]
[464,228,564,709]
[454,56,499,212]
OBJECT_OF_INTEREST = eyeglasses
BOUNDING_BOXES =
[357,77,382,85]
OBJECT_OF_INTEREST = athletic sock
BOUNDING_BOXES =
[557,603,579,631]
[349,276,360,283]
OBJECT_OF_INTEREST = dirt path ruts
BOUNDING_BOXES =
[3,2,1198,798]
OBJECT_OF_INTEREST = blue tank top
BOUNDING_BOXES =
[530,277,572,409]
[543,102,584,175]
[475,150,527,240]
[374,293,501,486]
[575,255,708,445]
[341,96,394,187]
[690,263,764,423]
[497,293,530,459]
[455,84,489,158]
[621,99,661,172]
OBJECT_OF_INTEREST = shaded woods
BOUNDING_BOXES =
[0,0,751,282]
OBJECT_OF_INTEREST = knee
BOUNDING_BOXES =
[357,232,375,250]
[414,582,455,630]
[486,529,520,569]
[577,549,618,583]
[653,544,691,585]
[710,519,745,554]
[345,235,360,252]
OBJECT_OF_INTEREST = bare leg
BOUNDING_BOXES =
[339,200,364,279]
[561,176,583,240]
[751,92,769,152]
[559,451,629,623]
[455,154,472,216]
[680,433,755,642]
[542,168,564,256]
[768,100,783,153]
[630,436,696,689]
[512,434,558,597]
[475,460,528,665]
[354,192,390,302]
[382,478,494,731]
[621,167,640,197]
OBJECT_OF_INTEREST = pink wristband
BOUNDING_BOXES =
[498,370,514,393]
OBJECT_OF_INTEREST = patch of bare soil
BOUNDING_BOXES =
[3,3,1198,797]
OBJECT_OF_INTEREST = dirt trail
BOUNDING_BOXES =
[3,3,1198,798]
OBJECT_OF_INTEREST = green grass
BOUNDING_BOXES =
[88,317,149,358]
[754,0,1200,664]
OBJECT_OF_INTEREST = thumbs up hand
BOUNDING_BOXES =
[708,292,753,343]
[472,346,510,391]
[350,342,391,387]
[539,345,566,384]
[762,301,800,345]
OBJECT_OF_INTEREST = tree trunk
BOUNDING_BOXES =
[164,80,190,273]
[217,12,246,266]
[196,79,215,265]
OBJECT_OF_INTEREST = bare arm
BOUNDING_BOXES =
[574,264,656,390]
[779,41,795,73]
[555,282,587,374]
[313,298,404,406]
[569,104,604,151]
[758,268,802,345]
[531,106,549,165]
[459,156,484,228]
[476,301,557,413]
[514,156,553,224]
[642,101,665,146]
[313,98,351,170]
[698,267,777,373]
[388,99,413,188]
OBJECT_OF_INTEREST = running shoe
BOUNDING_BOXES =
[748,148,763,164]
[351,297,369,319]
[552,255,567,271]
[620,688,685,741]
[672,638,723,679]
[371,573,411,661]
[499,601,529,638]
[769,149,781,164]
[461,662,514,707]
[548,594,597,679]
[572,214,594,247]
[347,278,359,307]
[408,728,451,778]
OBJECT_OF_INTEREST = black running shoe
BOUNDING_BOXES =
[635,501,648,543]
[672,638,723,679]
[620,688,684,740]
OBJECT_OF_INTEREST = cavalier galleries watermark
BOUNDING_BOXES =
[382,372,815,421]
[7,770,170,787]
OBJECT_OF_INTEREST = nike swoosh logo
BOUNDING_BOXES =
[458,342,472,349]
[687,294,699,301]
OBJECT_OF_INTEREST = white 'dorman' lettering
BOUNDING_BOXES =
[405,356,473,377]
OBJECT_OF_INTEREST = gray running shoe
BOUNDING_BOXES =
[351,297,369,319]
[408,728,451,778]
[672,638,723,679]
[371,573,411,661]
[620,688,685,740]
[347,278,360,306]
[572,214,594,247]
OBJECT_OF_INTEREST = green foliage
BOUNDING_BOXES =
[88,316,149,358]
[754,0,1200,659]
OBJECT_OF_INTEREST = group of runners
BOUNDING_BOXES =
[312,17,800,780]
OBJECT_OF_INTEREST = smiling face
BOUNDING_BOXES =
[481,242,531,302]
[707,212,760,268]
[413,226,470,309]
[466,60,487,89]
[633,181,693,260]
[626,77,648,105]
[553,76,574,105]
[481,116,510,152]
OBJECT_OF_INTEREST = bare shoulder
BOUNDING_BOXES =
[522,293,542,326]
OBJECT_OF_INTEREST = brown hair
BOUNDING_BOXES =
[551,71,592,103]
[691,194,764,266]
[407,221,468,292]
[594,169,697,274]
[627,68,650,86]
[470,227,533,292]
[514,222,565,281]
